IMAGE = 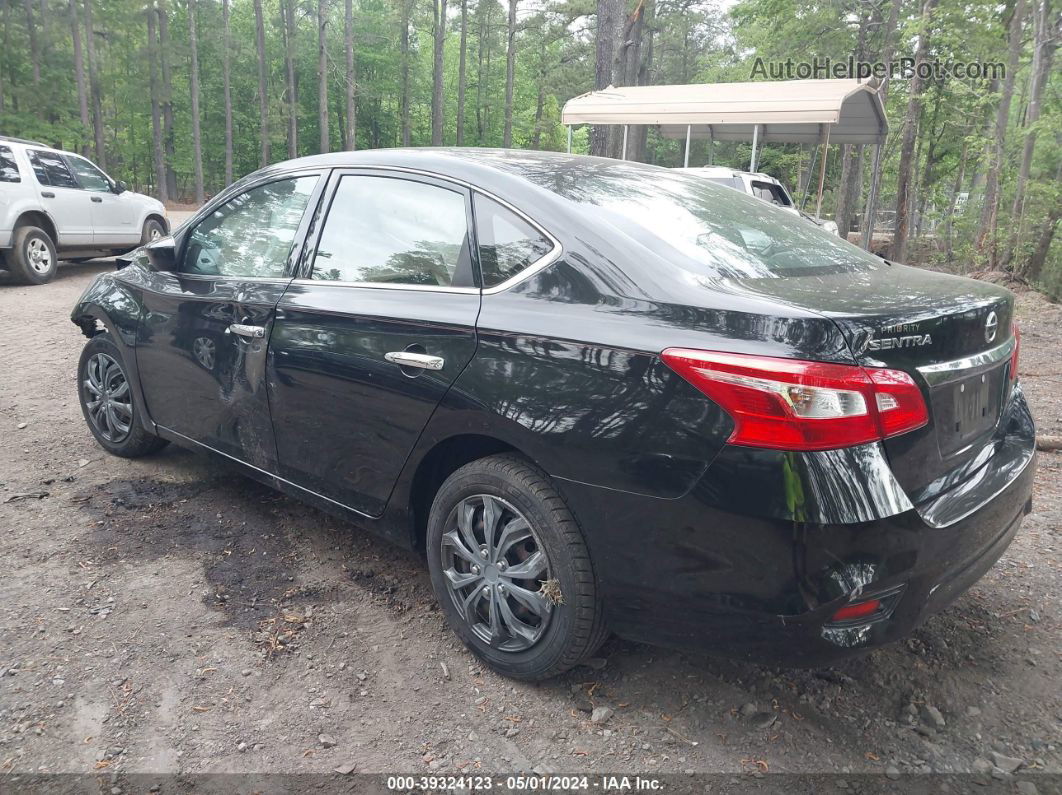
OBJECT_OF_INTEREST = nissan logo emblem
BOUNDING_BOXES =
[985,311,999,343]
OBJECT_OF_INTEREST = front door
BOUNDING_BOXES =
[270,171,481,517]
[26,149,94,247]
[135,173,324,471]
[64,154,139,246]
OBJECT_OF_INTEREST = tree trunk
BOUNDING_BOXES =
[861,0,903,247]
[344,0,356,150]
[281,0,297,158]
[318,0,329,153]
[944,136,968,263]
[1024,149,1062,282]
[22,0,40,86]
[71,0,90,152]
[456,0,467,145]
[254,0,270,166]
[475,0,484,142]
[223,0,233,185]
[1009,0,1058,269]
[400,0,411,146]
[531,30,546,149]
[890,0,939,262]
[146,4,166,201]
[590,0,621,156]
[157,0,177,197]
[431,0,447,145]
[502,0,515,147]
[975,0,1028,266]
[187,0,204,203]
[83,0,106,168]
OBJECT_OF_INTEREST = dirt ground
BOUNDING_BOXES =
[0,252,1059,790]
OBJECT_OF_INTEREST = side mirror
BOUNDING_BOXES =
[144,235,177,272]
[112,180,127,194]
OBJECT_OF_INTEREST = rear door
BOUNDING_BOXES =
[269,170,480,517]
[26,149,93,246]
[64,154,139,245]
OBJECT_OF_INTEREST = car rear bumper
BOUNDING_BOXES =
[556,386,1036,665]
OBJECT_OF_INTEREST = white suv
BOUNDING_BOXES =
[680,166,840,235]
[0,136,168,285]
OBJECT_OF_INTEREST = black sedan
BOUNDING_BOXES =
[71,149,1036,680]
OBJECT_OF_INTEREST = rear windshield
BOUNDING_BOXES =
[512,161,882,279]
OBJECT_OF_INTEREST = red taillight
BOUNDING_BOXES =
[1010,323,1020,382]
[661,349,929,452]
[831,598,882,622]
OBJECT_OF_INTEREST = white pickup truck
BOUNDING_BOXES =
[0,136,168,285]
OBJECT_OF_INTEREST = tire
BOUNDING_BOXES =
[9,225,58,285]
[426,454,608,681]
[77,333,168,458]
[140,218,166,246]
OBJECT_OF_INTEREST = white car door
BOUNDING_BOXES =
[64,154,140,246]
[26,149,94,247]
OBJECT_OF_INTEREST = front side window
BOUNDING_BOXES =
[181,175,319,278]
[0,146,20,183]
[311,175,471,287]
[473,195,553,288]
[27,149,79,189]
[66,155,112,192]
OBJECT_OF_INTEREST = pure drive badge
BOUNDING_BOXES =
[867,333,933,351]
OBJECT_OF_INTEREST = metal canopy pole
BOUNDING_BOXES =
[567,126,572,154]
[622,125,629,160]
[814,123,832,220]
[862,142,884,250]
[707,125,713,165]
[749,124,760,172]
[683,125,691,167]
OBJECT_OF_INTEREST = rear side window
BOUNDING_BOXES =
[311,175,472,287]
[751,180,791,207]
[473,195,554,288]
[27,150,79,189]
[0,146,19,183]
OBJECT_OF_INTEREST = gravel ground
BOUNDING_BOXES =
[0,254,1058,790]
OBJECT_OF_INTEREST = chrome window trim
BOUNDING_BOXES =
[916,337,1015,386]
[298,164,563,294]
[289,278,480,295]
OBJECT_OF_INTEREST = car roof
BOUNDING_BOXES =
[681,166,780,183]
[0,136,71,157]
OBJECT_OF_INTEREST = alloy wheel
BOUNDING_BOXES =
[27,237,53,274]
[441,494,554,652]
[82,353,133,443]
[149,226,163,242]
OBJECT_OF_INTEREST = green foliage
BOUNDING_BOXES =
[0,0,1057,285]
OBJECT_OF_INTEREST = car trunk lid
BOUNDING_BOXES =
[727,263,1016,503]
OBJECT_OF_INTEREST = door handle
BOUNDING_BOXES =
[41,191,54,198]
[91,196,103,203]
[384,351,445,371]
[228,323,266,339]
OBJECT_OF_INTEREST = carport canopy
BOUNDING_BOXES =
[561,78,887,145]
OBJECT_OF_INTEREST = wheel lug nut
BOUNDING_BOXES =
[482,586,490,596]
[471,565,480,575]
[480,549,488,559]
[498,561,507,571]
